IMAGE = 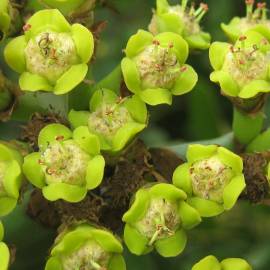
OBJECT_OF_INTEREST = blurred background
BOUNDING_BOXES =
[93,1,270,269]
[2,0,270,269]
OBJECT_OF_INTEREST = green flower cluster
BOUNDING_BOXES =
[45,223,126,270]
[221,0,270,42]
[4,9,94,94]
[23,123,105,203]
[173,144,246,217]
[0,221,9,270]
[209,31,270,100]
[149,0,211,50]
[69,88,148,152]
[121,30,198,106]
[192,255,252,270]
[0,142,23,217]
[122,183,201,257]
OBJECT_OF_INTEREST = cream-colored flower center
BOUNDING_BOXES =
[0,162,6,196]
[190,156,233,203]
[62,240,110,270]
[223,44,270,88]
[135,198,180,245]
[40,141,89,186]
[88,103,131,139]
[25,31,77,83]
[135,43,181,89]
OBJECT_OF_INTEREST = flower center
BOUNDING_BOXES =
[135,41,182,89]
[190,156,233,203]
[88,102,131,139]
[223,37,270,88]
[61,240,110,270]
[25,31,77,83]
[0,162,7,196]
[135,198,180,246]
[40,140,89,186]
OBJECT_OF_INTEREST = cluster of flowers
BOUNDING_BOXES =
[1,0,270,269]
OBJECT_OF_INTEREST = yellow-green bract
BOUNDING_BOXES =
[192,255,252,270]
[68,88,148,152]
[22,123,105,203]
[0,221,9,270]
[173,144,246,217]
[121,29,198,106]
[209,31,270,100]
[0,142,23,217]
[122,183,201,257]
[4,9,94,95]
[149,0,211,50]
[45,223,126,270]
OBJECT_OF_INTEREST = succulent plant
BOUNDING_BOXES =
[68,88,148,152]
[122,183,201,257]
[121,29,198,106]
[45,223,126,270]
[23,123,105,202]
[4,9,94,94]
[149,0,211,50]
[173,144,246,217]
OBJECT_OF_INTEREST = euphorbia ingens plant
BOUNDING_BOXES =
[0,142,23,217]
[23,123,105,202]
[122,183,201,257]
[173,144,246,217]
[0,221,9,270]
[45,223,126,270]
[68,88,148,152]
[192,255,252,270]
[121,30,198,105]
[4,9,94,94]
[149,0,211,50]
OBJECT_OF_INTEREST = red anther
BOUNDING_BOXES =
[168,42,174,48]
[230,45,235,53]
[257,2,266,8]
[38,159,44,165]
[56,135,64,141]
[239,59,245,65]
[23,24,31,32]
[153,40,160,46]
[200,3,209,11]
[261,38,269,45]
[50,48,57,59]
[180,66,187,72]
[245,0,254,5]
[239,35,247,41]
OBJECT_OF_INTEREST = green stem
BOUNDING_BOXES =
[232,107,264,145]
[181,0,188,12]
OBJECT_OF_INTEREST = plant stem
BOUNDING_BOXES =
[232,107,264,145]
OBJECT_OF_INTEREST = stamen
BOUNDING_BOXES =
[55,135,64,141]
[23,24,31,32]
[180,66,187,72]
[181,0,188,12]
[246,0,255,20]
[195,3,209,22]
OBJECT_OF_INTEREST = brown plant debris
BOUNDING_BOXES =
[21,111,69,151]
[241,152,270,203]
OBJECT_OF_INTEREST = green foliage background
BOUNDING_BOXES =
[1,0,270,269]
